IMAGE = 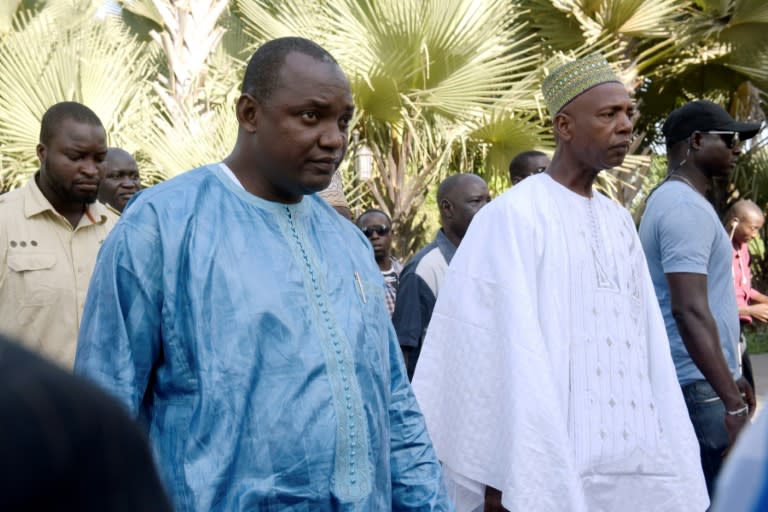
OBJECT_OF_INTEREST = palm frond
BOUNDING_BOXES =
[730,0,768,26]
[597,0,682,38]
[0,0,24,33]
[239,0,542,125]
[235,0,327,43]
[119,0,164,27]
[522,0,587,50]
[136,103,237,180]
[0,2,153,186]
[467,109,554,179]
[599,153,652,204]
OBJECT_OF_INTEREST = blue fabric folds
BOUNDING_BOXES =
[75,165,451,512]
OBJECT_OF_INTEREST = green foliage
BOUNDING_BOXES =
[1,0,768,259]
[749,235,764,260]
[237,0,549,255]
[745,329,768,355]
[0,0,153,190]
[630,153,668,222]
[730,137,768,210]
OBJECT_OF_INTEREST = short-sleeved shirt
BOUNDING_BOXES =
[639,180,740,386]
[0,177,118,367]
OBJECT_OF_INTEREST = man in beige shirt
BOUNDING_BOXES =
[0,102,118,368]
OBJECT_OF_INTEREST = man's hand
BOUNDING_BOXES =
[737,377,756,417]
[723,412,749,456]
[485,486,508,512]
[748,303,768,322]
[723,377,755,456]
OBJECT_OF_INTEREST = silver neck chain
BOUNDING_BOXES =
[668,172,703,196]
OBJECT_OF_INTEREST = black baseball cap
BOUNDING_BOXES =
[662,100,762,145]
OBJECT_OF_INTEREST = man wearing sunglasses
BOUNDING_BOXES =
[639,100,762,496]
[356,209,402,316]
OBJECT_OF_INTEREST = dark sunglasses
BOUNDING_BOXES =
[704,130,741,149]
[361,224,391,237]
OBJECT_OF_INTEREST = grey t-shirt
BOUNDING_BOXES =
[639,180,740,386]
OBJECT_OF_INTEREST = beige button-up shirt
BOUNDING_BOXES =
[0,177,119,368]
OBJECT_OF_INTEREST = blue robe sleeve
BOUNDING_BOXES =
[75,216,164,416]
[387,323,453,511]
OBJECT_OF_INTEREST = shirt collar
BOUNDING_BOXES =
[436,229,457,264]
[23,175,110,226]
[212,163,310,218]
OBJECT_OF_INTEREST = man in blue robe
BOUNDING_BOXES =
[75,37,451,512]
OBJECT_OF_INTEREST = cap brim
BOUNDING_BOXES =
[726,120,763,141]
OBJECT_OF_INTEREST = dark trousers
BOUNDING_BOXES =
[681,380,729,498]
[740,325,755,390]
[742,349,755,390]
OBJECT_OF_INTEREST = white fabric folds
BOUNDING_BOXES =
[412,173,708,512]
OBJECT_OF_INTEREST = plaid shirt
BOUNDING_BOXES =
[382,258,403,316]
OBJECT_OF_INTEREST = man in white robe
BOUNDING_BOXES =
[412,53,708,512]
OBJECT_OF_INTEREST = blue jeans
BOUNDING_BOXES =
[681,380,729,498]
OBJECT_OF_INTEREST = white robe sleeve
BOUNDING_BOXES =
[412,194,588,512]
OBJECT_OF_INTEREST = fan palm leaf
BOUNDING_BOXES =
[237,0,545,251]
[119,0,163,27]
[0,1,153,189]
[466,109,554,178]
[114,0,244,180]
[135,102,237,181]
[0,0,24,33]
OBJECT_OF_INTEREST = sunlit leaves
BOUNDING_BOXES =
[0,0,152,187]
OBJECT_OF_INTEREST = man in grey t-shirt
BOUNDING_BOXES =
[639,100,761,496]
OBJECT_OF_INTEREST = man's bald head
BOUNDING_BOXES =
[437,174,486,203]
[104,147,134,165]
[726,199,765,246]
[437,173,491,247]
[727,199,763,222]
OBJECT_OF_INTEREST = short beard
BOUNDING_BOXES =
[41,165,98,205]
[66,186,99,205]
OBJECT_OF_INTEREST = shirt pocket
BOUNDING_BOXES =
[357,276,389,370]
[6,252,58,306]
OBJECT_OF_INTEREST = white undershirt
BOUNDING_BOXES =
[218,162,245,190]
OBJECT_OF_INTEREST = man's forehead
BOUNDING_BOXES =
[742,210,765,223]
[56,119,106,144]
[275,52,352,102]
[360,212,390,225]
[573,82,631,109]
[529,154,549,165]
[106,153,138,169]
[600,83,631,104]
[456,177,488,196]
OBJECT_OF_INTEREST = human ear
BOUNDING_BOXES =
[36,143,46,166]
[235,93,260,133]
[553,112,573,142]
[439,199,453,218]
[689,132,703,151]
